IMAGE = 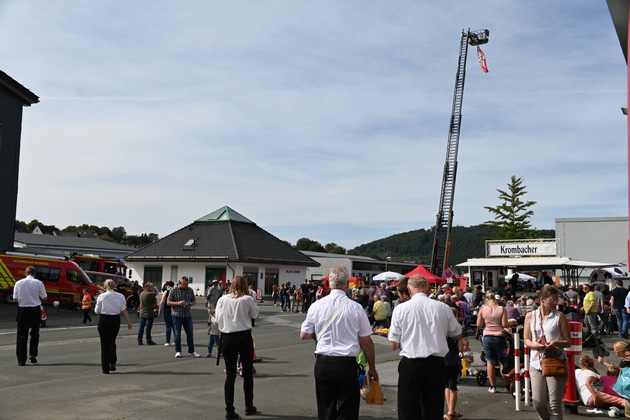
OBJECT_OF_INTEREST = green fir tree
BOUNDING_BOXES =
[483,175,537,239]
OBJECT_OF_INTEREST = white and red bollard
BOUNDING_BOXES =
[563,321,582,414]
[523,346,530,406]
[514,331,521,411]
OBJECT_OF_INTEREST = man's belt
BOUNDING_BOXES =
[315,354,356,361]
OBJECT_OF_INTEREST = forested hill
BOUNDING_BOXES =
[349,225,556,266]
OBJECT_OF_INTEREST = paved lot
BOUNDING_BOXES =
[0,301,624,419]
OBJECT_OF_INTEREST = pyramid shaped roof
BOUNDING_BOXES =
[195,206,255,224]
[126,206,318,267]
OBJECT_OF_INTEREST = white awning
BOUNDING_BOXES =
[456,257,616,269]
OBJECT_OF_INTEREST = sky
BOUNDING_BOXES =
[0,1,627,250]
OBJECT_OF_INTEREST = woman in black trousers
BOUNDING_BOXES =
[216,276,261,420]
[95,279,132,374]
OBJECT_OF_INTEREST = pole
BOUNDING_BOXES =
[514,330,521,411]
[627,2,630,280]
[523,346,530,406]
[563,321,582,414]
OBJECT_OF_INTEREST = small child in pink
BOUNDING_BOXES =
[600,364,622,398]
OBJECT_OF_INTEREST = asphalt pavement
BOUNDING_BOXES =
[0,301,625,419]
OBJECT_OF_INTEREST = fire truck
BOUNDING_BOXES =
[0,252,103,308]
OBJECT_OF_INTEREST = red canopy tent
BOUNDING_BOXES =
[404,264,447,284]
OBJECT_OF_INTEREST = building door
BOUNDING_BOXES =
[243,267,258,290]
[264,268,279,295]
[144,266,163,289]
[205,267,226,291]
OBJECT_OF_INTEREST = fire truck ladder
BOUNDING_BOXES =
[430,29,489,277]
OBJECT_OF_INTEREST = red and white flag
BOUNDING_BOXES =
[477,46,489,73]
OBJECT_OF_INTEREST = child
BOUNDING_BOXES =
[81,288,93,325]
[461,338,478,376]
[600,364,623,398]
[206,308,220,358]
[444,309,463,420]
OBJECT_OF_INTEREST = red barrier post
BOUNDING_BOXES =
[563,321,582,414]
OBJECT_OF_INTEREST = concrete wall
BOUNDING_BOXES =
[0,88,24,253]
[556,217,627,267]
[126,261,308,296]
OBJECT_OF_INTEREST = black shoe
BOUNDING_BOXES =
[18,362,26,366]
[225,412,240,420]
[102,370,110,374]
[138,341,143,345]
[147,341,157,345]
[245,406,258,416]
[30,357,37,364]
[110,364,116,372]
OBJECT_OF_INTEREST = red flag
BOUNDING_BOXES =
[477,46,489,73]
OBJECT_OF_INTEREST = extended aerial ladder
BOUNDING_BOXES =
[430,29,489,277]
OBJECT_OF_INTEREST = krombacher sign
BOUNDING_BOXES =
[486,239,557,257]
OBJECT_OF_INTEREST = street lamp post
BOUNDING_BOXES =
[386,256,391,272]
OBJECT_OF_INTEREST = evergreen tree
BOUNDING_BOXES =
[483,175,537,239]
[324,242,346,254]
[295,237,326,252]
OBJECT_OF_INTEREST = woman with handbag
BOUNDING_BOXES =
[524,285,571,420]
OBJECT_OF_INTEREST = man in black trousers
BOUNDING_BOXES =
[388,274,463,420]
[13,266,47,366]
[300,266,378,420]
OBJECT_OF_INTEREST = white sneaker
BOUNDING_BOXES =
[488,386,496,393]
[188,352,201,358]
[175,352,181,358]
[164,343,171,347]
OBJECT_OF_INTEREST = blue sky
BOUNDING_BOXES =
[1,1,627,249]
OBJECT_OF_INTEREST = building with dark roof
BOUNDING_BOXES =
[0,70,39,253]
[14,232,136,259]
[124,206,319,294]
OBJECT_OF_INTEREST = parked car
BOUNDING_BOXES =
[590,267,627,282]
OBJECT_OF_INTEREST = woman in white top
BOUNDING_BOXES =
[524,285,571,420]
[95,279,132,374]
[216,276,261,420]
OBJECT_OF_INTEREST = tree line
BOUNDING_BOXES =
[15,219,159,248]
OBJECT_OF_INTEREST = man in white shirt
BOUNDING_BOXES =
[13,266,47,366]
[388,274,462,420]
[300,266,378,420]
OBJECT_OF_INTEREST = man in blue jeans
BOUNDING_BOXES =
[167,276,201,358]
[611,279,629,338]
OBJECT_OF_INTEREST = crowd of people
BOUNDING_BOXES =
[14,263,630,420]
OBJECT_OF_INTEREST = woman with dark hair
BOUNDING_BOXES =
[158,281,175,346]
[476,291,509,393]
[216,276,261,419]
[524,285,571,419]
